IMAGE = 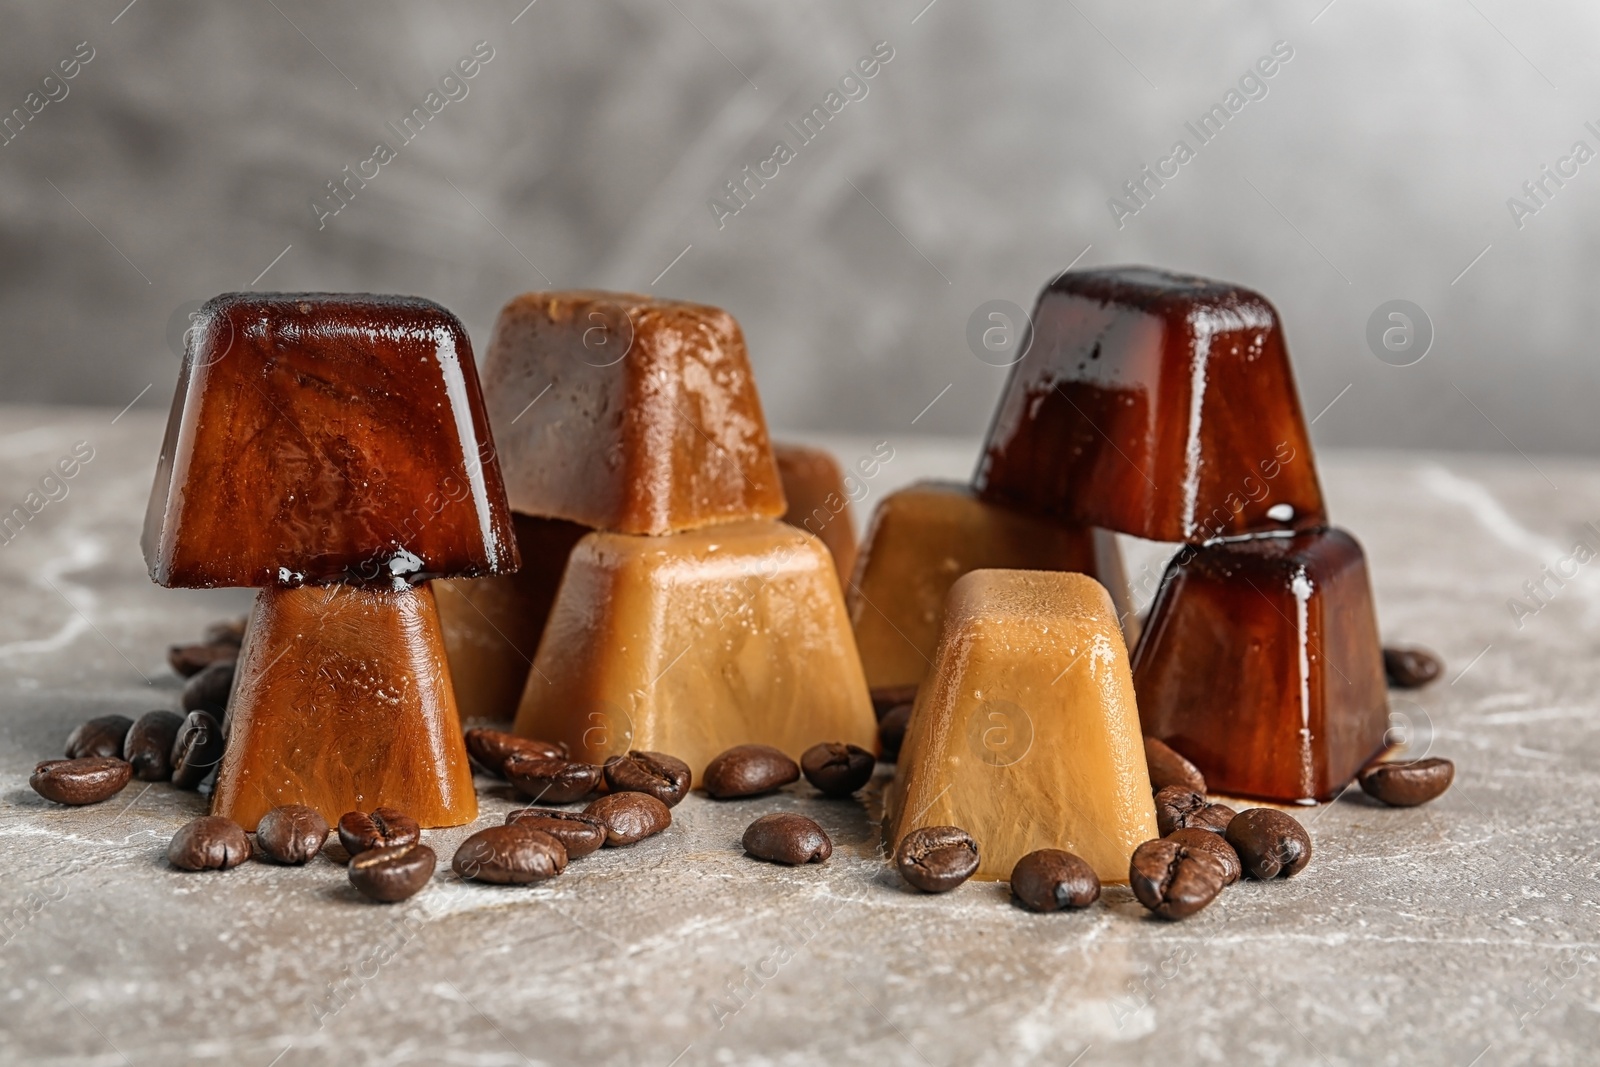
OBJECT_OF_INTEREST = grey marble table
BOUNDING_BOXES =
[1,406,1596,1066]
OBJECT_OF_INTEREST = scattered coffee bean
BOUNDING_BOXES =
[1129,839,1227,919]
[603,750,692,807]
[181,660,235,714]
[338,807,421,858]
[505,808,607,859]
[1154,786,1234,836]
[878,704,913,763]
[702,744,800,799]
[202,616,248,646]
[349,843,436,902]
[167,815,251,871]
[123,710,185,781]
[895,825,980,893]
[1383,646,1443,689]
[800,742,875,797]
[1143,736,1206,795]
[65,715,135,760]
[30,757,131,806]
[1358,758,1454,807]
[1009,849,1100,912]
[452,824,567,884]
[169,710,224,790]
[871,686,917,719]
[504,755,602,804]
[167,641,238,678]
[255,804,330,865]
[464,728,566,777]
[585,792,672,846]
[1225,809,1312,880]
[1166,827,1242,886]
[742,813,832,865]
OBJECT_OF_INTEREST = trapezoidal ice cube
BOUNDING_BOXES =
[975,267,1326,543]
[142,293,518,588]
[848,481,1135,702]
[1131,527,1389,804]
[886,569,1157,883]
[478,291,787,536]
[773,441,859,582]
[211,582,477,831]
[512,519,876,777]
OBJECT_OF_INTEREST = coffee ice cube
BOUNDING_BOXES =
[773,442,858,581]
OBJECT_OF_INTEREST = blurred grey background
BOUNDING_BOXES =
[1,0,1597,453]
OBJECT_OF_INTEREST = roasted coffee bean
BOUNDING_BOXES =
[65,715,135,759]
[30,757,130,806]
[1358,758,1454,807]
[742,813,832,865]
[123,710,185,781]
[1154,786,1234,836]
[1129,839,1226,919]
[1383,646,1443,689]
[504,755,602,804]
[878,703,913,763]
[871,686,917,719]
[1225,808,1312,880]
[505,808,607,859]
[170,710,224,790]
[1166,827,1241,886]
[585,791,672,846]
[464,728,566,777]
[167,641,238,678]
[349,843,436,902]
[800,742,875,797]
[1143,736,1206,795]
[603,750,692,807]
[338,807,421,857]
[181,660,235,714]
[895,825,980,893]
[255,804,330,865]
[167,815,251,871]
[1009,849,1100,912]
[452,824,567,884]
[702,744,800,799]
[202,616,248,646]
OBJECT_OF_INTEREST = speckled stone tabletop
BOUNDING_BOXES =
[1,406,1596,1067]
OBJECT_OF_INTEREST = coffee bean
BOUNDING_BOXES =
[871,686,918,719]
[167,815,252,871]
[1143,736,1206,795]
[1009,849,1100,912]
[1154,786,1234,836]
[338,807,421,858]
[603,750,692,807]
[1225,809,1312,880]
[1358,758,1454,807]
[1129,839,1227,919]
[182,660,235,714]
[878,704,913,763]
[349,843,436,902]
[123,710,185,781]
[742,813,832,865]
[464,728,566,777]
[505,808,607,859]
[1166,827,1241,886]
[167,641,238,678]
[170,710,224,790]
[65,715,134,760]
[255,804,330,865]
[584,791,672,846]
[452,824,567,884]
[895,825,980,893]
[30,757,130,806]
[202,616,248,646]
[702,744,800,799]
[504,755,602,804]
[800,742,875,797]
[1383,646,1443,689]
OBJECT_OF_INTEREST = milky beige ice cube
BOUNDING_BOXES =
[886,569,1157,883]
[848,481,1135,703]
[773,442,858,581]
[512,520,876,776]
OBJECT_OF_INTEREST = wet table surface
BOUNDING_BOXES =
[1,406,1597,1067]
